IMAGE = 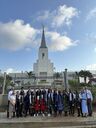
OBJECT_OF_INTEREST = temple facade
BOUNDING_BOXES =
[33,27,54,85]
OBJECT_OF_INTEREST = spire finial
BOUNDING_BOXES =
[40,25,47,48]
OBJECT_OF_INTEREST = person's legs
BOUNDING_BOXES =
[69,101,72,115]
[59,110,62,116]
[64,111,68,116]
[7,101,10,118]
[19,104,23,117]
[9,103,13,118]
[87,100,92,116]
[54,106,57,117]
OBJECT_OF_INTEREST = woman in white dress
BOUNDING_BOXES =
[9,91,16,118]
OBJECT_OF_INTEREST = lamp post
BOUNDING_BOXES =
[53,67,56,88]
[75,71,79,91]
[64,68,69,91]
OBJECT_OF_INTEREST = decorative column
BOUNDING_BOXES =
[64,69,69,91]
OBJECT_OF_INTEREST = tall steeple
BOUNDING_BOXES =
[33,25,54,85]
[40,26,47,48]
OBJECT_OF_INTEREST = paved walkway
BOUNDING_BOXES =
[0,112,96,128]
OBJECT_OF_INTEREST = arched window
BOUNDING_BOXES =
[42,53,45,59]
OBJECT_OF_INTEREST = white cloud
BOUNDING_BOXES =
[0,19,77,52]
[25,47,32,52]
[5,68,20,74]
[86,8,96,21]
[46,31,78,51]
[37,5,79,28]
[37,11,50,21]
[52,5,79,27]
[86,64,96,70]
[94,48,96,52]
[85,33,96,44]
[0,19,39,51]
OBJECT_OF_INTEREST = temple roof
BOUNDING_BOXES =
[40,26,47,48]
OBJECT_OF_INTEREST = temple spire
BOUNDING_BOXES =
[40,26,47,48]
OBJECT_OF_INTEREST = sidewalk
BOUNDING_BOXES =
[0,112,96,128]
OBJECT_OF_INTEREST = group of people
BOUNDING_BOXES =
[7,86,93,119]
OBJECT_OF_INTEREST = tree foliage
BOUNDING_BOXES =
[27,71,35,78]
[0,74,13,93]
[53,72,61,79]
[0,76,4,86]
[79,70,93,83]
[68,79,79,90]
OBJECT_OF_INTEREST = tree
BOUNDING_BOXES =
[53,72,61,79]
[75,72,80,83]
[79,70,93,84]
[0,74,13,94]
[27,71,34,78]
[27,71,36,84]
[0,76,4,94]
[0,76,4,86]
[5,75,13,91]
[68,79,78,90]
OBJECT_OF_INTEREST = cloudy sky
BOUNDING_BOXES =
[0,0,96,73]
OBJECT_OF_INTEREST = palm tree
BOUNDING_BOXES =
[79,70,93,84]
[27,71,33,78]
[27,71,36,84]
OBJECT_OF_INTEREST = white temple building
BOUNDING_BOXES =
[33,27,54,84]
[1,27,85,88]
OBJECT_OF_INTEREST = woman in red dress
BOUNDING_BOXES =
[40,94,46,116]
[34,90,40,116]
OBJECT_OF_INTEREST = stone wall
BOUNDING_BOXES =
[0,94,8,106]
